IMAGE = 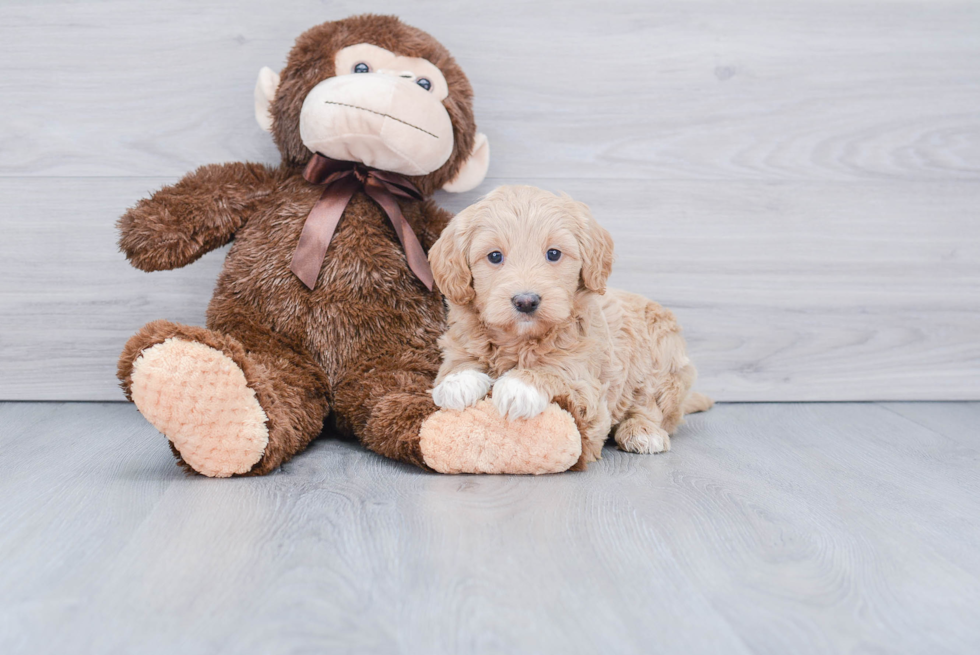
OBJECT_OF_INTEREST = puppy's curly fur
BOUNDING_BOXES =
[430,185,712,465]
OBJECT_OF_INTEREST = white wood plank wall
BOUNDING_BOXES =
[1,0,978,401]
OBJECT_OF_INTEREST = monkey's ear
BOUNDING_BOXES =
[429,211,475,305]
[442,133,490,193]
[254,66,281,132]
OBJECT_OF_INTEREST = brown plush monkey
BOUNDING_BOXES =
[117,14,581,477]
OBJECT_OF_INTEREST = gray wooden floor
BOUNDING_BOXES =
[1,402,977,654]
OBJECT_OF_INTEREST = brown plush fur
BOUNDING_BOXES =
[117,15,479,474]
[430,186,712,468]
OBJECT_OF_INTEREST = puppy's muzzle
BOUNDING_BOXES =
[511,293,541,314]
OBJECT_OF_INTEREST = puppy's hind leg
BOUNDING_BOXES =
[615,404,671,454]
[617,356,707,455]
[614,381,673,455]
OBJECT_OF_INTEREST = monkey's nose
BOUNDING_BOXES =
[511,293,541,314]
[377,68,416,81]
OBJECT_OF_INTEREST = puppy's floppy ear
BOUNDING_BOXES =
[567,197,614,294]
[429,209,475,305]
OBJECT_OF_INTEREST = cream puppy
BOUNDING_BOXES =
[429,185,711,464]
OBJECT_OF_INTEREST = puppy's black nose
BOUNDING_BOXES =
[512,293,541,314]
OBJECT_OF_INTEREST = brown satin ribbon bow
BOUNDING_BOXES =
[290,153,434,291]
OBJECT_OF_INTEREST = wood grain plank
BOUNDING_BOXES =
[0,403,181,653]
[605,401,980,654]
[876,401,980,447]
[2,177,977,401]
[0,1,977,181]
[1,1,977,401]
[1,401,978,653]
[0,177,221,401]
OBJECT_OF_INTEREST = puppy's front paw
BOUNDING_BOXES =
[431,370,493,410]
[492,374,549,420]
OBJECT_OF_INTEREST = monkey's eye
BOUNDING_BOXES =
[353,62,370,73]
[487,251,504,265]
[416,77,432,91]
[546,249,562,262]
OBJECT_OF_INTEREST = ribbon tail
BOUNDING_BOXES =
[290,176,359,290]
[364,181,435,291]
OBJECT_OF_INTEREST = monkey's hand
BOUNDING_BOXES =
[118,162,277,271]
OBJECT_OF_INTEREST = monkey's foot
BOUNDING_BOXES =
[419,399,581,475]
[130,338,269,477]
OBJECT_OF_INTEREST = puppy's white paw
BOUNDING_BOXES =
[431,370,493,410]
[616,423,671,454]
[492,374,549,420]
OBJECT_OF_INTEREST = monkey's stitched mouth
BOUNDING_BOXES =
[323,101,438,138]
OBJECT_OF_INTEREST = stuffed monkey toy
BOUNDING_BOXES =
[117,14,582,477]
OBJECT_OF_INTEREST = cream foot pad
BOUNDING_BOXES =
[420,399,581,475]
[130,338,269,477]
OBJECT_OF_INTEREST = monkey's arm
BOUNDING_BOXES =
[118,162,278,272]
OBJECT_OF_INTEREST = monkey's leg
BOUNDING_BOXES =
[118,319,330,477]
[335,355,586,474]
[331,359,438,469]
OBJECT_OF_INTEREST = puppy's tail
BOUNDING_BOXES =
[682,392,714,415]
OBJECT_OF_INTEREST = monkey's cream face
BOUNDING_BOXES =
[298,43,455,175]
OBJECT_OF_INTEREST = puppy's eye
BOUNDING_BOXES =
[416,77,432,91]
[353,62,370,73]
[546,249,562,262]
[487,251,503,265]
